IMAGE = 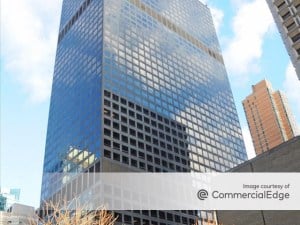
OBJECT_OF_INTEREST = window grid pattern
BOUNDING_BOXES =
[128,0,223,63]
[102,0,247,173]
[101,90,217,222]
[140,0,221,53]
[102,90,244,174]
[58,0,92,44]
[59,0,86,31]
[41,0,103,201]
[112,210,213,225]
[42,0,247,224]
[103,90,192,172]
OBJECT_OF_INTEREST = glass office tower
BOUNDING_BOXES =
[41,0,247,224]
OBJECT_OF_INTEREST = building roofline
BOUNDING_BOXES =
[229,136,300,172]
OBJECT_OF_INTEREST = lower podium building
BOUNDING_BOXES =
[217,136,300,225]
[0,203,37,225]
[40,0,248,224]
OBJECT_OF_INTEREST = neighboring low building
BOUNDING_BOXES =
[0,203,37,225]
[217,136,300,225]
[0,188,20,211]
[0,195,7,211]
[242,80,299,155]
[266,0,300,80]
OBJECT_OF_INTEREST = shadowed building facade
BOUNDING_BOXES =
[41,0,247,224]
[266,0,300,79]
[217,136,300,225]
[242,80,299,155]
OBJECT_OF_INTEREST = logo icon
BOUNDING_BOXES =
[197,189,208,200]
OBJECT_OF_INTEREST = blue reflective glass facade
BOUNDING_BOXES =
[42,0,247,223]
[102,0,247,172]
[41,0,103,200]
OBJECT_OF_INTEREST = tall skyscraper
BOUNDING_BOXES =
[41,0,247,224]
[242,80,299,155]
[266,0,300,80]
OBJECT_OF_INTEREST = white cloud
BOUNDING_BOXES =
[1,0,62,103]
[199,0,224,34]
[199,0,208,4]
[224,0,274,85]
[230,0,251,9]
[241,126,256,159]
[210,7,224,34]
[283,62,300,128]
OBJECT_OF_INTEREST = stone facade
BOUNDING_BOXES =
[217,136,300,225]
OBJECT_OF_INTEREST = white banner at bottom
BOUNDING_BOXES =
[43,173,300,210]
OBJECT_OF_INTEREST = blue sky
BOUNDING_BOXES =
[1,0,299,208]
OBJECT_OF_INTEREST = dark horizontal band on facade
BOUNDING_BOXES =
[128,0,224,64]
[57,0,223,65]
[58,0,92,44]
